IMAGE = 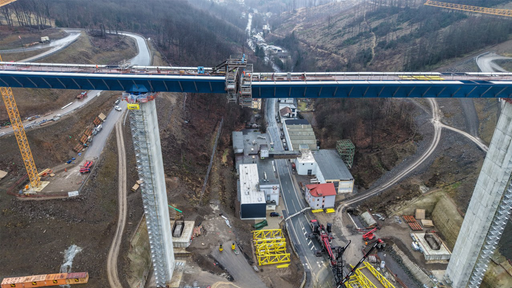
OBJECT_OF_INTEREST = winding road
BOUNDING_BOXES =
[107,120,128,288]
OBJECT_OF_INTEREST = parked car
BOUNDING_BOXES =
[115,106,122,111]
[114,99,120,105]
[270,212,279,217]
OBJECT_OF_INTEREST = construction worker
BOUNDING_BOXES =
[231,242,236,251]
[219,244,223,252]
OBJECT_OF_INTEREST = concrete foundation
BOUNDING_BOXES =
[445,102,512,287]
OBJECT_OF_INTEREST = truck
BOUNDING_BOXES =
[77,91,88,100]
[40,36,50,43]
[79,161,94,174]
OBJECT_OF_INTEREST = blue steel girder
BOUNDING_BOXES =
[251,80,512,99]
[0,71,226,94]
[0,69,511,99]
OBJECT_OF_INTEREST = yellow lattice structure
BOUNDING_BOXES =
[425,0,512,18]
[254,241,287,255]
[364,262,395,288]
[0,54,40,189]
[252,229,291,266]
[257,253,291,266]
[345,262,396,288]
[252,229,283,240]
[0,0,17,7]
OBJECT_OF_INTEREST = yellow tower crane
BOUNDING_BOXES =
[425,0,512,18]
[0,0,40,189]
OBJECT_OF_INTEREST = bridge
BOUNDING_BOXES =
[0,61,512,102]
[3,57,512,288]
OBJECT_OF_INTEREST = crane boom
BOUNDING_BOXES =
[425,0,512,18]
[0,54,40,188]
[0,0,17,8]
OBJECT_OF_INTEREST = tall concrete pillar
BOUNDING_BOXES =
[445,102,512,287]
[129,99,175,287]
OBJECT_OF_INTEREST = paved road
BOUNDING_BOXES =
[0,30,80,54]
[476,52,511,73]
[0,31,151,140]
[265,98,332,288]
[107,120,128,288]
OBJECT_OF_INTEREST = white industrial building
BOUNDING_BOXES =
[295,145,317,175]
[305,183,336,209]
[233,130,281,214]
[295,148,354,194]
[238,164,266,220]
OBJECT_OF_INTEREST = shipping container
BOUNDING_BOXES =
[65,272,89,284]
[24,275,47,287]
[1,276,26,288]
[45,274,67,285]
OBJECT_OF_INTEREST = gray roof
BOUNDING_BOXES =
[285,119,310,125]
[235,154,279,186]
[313,149,353,180]
[240,130,269,156]
[233,131,244,154]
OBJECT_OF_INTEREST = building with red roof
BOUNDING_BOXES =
[305,183,336,209]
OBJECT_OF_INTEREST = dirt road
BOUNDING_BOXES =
[107,120,128,288]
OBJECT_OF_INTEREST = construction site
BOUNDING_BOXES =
[2,0,512,288]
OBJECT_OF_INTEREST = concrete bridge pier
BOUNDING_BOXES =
[445,102,512,287]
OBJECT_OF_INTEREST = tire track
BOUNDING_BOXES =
[107,120,128,288]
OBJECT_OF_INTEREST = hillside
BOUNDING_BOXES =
[269,0,512,71]
[6,0,247,66]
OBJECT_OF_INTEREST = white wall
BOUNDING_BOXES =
[260,183,279,205]
[305,191,335,209]
[295,158,317,175]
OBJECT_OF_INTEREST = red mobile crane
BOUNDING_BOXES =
[362,227,377,241]
[308,219,350,285]
[308,219,386,287]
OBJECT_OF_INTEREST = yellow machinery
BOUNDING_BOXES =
[0,0,41,190]
[252,229,291,266]
[345,262,396,288]
[425,0,512,18]
[0,57,40,189]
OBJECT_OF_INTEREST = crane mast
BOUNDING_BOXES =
[0,63,40,188]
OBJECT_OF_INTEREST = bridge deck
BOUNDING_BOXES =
[0,61,511,99]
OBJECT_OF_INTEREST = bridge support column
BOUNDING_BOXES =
[128,98,174,287]
[445,102,512,287]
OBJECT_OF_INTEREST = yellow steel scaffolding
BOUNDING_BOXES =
[252,229,291,266]
[252,229,284,240]
[345,262,396,288]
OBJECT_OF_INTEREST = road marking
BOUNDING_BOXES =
[307,240,312,246]
[310,246,314,250]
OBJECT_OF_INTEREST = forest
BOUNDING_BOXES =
[1,0,246,66]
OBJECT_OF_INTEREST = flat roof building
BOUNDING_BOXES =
[283,119,317,151]
[238,164,266,220]
[313,149,354,194]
